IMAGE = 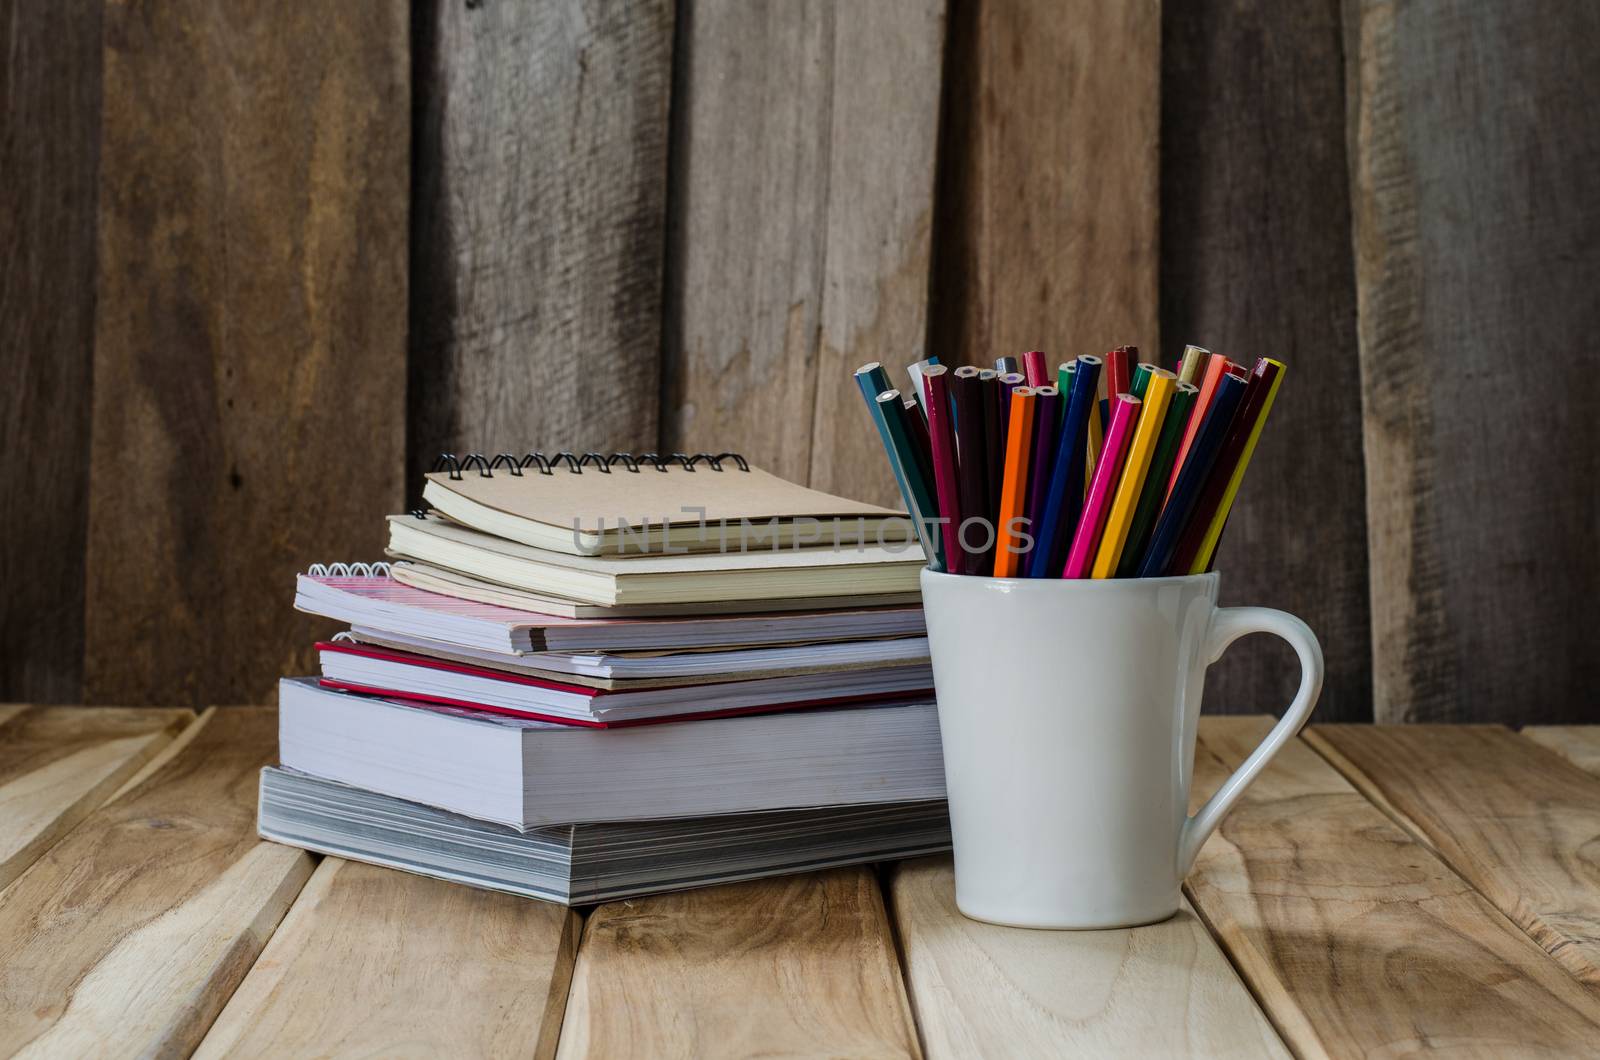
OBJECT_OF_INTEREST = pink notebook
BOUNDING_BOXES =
[295,565,924,655]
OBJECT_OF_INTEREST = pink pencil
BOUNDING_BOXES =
[922,365,968,574]
[1061,394,1141,578]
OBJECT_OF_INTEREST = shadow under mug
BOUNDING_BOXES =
[920,569,1324,930]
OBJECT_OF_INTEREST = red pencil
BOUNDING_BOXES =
[1165,354,1236,502]
[1021,350,1049,388]
[922,366,968,574]
[1105,346,1132,398]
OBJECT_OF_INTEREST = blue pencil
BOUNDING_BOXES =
[1027,355,1102,577]
[1134,371,1249,577]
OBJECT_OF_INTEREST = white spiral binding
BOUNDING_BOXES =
[305,562,392,577]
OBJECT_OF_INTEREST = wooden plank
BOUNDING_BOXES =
[1522,726,1600,777]
[557,868,919,1057]
[0,706,191,890]
[891,856,1287,1058]
[0,0,102,704]
[932,0,1159,363]
[1347,1,1600,723]
[84,1,409,706]
[0,708,315,1055]
[196,857,580,1058]
[663,0,945,493]
[409,0,670,486]
[1184,717,1600,1055]
[1307,724,1600,987]
[806,0,945,507]
[1161,0,1370,722]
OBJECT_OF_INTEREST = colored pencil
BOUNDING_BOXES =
[874,390,945,570]
[1023,384,1062,563]
[1085,390,1104,489]
[993,387,1039,577]
[1116,381,1198,577]
[1062,394,1139,578]
[1130,361,1155,400]
[1136,371,1248,577]
[996,371,1026,447]
[1029,355,1101,577]
[858,361,892,398]
[907,357,940,420]
[995,356,1019,375]
[951,367,992,571]
[855,368,937,566]
[1091,369,1176,578]
[922,365,968,574]
[1171,358,1286,574]
[1177,345,1209,386]
[1166,353,1236,502]
[1021,350,1049,387]
[1106,346,1132,398]
[979,369,1004,533]
[902,393,935,492]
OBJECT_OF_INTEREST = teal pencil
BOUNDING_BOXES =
[855,366,942,570]
[878,390,946,571]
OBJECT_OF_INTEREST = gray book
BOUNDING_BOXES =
[258,766,951,906]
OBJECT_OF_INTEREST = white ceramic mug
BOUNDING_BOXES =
[920,569,1323,929]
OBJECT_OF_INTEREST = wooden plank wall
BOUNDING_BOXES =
[2,0,1596,725]
[0,0,102,703]
[1161,0,1371,722]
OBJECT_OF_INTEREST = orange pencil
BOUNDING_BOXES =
[992,387,1039,577]
[1165,353,1235,502]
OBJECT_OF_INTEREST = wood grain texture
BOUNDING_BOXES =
[892,856,1287,1058]
[932,0,1159,363]
[1348,1,1600,723]
[663,0,945,494]
[0,0,101,704]
[409,0,670,491]
[1161,0,1370,722]
[197,857,581,1059]
[805,0,945,507]
[0,706,191,890]
[84,0,408,706]
[1522,726,1600,777]
[1307,724,1600,987]
[1185,717,1600,1056]
[557,868,920,1058]
[0,708,313,1056]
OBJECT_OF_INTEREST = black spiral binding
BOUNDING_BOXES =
[430,451,750,480]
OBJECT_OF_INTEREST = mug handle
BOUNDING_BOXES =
[1177,606,1324,876]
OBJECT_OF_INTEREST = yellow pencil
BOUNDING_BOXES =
[1176,344,1209,386]
[1187,359,1286,573]
[1091,368,1177,578]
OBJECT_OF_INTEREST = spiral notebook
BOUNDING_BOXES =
[423,450,913,555]
[387,513,924,608]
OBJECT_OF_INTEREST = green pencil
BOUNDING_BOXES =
[1130,361,1156,400]
[1116,381,1199,577]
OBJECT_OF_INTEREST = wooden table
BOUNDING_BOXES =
[2,707,1598,1057]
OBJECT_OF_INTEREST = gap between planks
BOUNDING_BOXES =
[1185,716,1600,1057]
[0,707,315,1056]
[1303,724,1600,989]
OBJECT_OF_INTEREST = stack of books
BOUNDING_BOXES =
[263,451,951,905]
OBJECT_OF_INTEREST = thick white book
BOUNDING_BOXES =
[277,678,945,828]
[257,767,951,906]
